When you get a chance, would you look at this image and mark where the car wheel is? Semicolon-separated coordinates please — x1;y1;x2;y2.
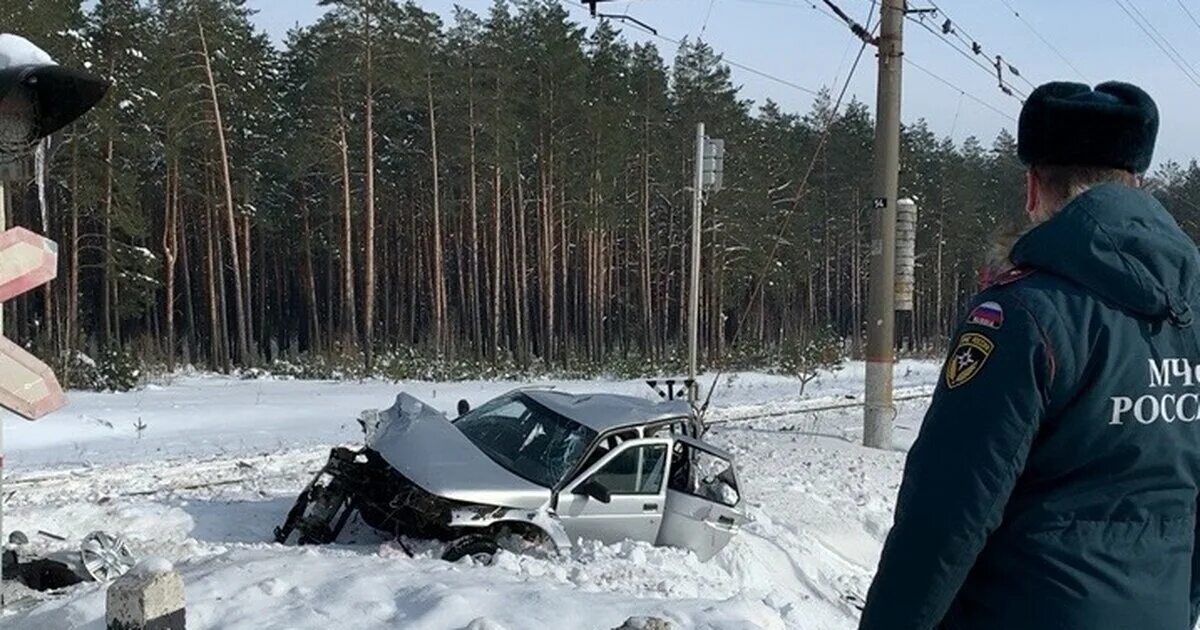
442;535;499;565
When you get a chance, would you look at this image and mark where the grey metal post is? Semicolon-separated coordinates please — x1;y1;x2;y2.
689;123;704;407
864;0;904;450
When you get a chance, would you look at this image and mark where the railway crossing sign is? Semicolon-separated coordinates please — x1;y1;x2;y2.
0;335;63;418
0;226;62;420
0;227;57;302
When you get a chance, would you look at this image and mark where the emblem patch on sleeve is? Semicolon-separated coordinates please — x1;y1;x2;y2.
945;332;994;389
967;301;1004;329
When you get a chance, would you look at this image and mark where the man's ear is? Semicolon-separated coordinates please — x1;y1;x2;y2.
1025;169;1040;220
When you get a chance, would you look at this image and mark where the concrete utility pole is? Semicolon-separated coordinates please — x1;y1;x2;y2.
863;0;905;450
688;122;705;406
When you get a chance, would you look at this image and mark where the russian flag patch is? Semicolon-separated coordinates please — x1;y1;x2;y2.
968;301;1004;329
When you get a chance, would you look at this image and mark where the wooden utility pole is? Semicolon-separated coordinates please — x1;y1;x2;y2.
863;0;904;450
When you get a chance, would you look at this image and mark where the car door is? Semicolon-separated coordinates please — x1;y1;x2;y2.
657;438;746;561
556;438;672;546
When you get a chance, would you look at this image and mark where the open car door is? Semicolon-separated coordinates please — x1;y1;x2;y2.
556;437;672;546
657;436;746;561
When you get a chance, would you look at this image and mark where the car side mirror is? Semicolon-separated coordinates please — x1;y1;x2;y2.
575;479;611;504
456;399;470;416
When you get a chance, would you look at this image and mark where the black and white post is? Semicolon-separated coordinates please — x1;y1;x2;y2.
863;0;905;450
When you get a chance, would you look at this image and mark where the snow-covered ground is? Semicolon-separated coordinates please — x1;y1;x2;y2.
1;361;941;629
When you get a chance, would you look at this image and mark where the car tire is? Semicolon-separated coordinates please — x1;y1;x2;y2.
442;534;500;565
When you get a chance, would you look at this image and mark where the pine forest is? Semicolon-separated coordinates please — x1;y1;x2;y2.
7;0;1200;386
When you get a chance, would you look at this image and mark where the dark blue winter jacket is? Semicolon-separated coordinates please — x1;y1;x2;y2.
859;183;1200;630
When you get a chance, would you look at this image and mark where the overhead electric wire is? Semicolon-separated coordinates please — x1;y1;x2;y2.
699;0;718;38
1112;0;1200;89
728;0;863;33
996;0;1089;82
906;14;1028;101
926;0;984;56
917;0;1035;93
828;0;878;88
571;3;824;97
904;57;1017;122
1177;0;1200;35
700;1;878;414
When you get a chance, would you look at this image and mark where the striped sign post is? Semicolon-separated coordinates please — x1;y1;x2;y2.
0;219;65;612
0;226;64;418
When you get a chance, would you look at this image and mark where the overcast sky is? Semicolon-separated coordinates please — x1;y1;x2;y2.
246;0;1200;169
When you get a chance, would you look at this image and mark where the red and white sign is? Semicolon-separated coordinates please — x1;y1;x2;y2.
0;227;63;419
0;227;57;302
0;336;64;418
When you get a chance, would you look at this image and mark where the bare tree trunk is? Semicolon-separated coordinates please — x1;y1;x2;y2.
467;68;482;357
362;12;377;368
204;192;220;370
427;74;446;355
67;138;80;353
513;174;527;362
301;196;321;354
335;80;357;345
215;202;231;374
180;200;196;362
163;158;179;372
492;165;502;358
936;194;945;339
197;19;247;364
103;134;114;343
241;213;253;361
640;141;653;357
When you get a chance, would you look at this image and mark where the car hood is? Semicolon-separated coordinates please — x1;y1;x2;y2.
366;393;551;510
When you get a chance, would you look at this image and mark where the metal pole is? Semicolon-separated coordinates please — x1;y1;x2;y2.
689;123;704;407
863;0;904;449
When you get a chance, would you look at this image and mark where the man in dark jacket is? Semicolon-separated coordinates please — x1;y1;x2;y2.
859;82;1200;630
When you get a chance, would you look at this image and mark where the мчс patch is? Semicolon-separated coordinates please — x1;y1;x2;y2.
945;332;994;389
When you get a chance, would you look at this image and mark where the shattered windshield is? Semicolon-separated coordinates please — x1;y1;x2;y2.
453;393;597;488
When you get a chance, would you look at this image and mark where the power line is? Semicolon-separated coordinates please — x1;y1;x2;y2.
915;1;1035;94
995;0;1089;82
701;29;876;414
699;0;718;38
727;0;853;32
1129;1;1200;86
571;3;824;96
904;57;1017;122
1177;0;1200;35
906;14;1028;101
819;0;876;43
1124;0;1200;81
1111;0;1200;90
829;0;879;88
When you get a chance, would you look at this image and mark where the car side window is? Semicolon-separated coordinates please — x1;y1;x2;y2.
668;443;740;507
585;444;667;495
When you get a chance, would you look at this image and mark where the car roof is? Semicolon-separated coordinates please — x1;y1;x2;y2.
520;389;692;432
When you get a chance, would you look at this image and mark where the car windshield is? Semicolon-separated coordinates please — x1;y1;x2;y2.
453;393;597;488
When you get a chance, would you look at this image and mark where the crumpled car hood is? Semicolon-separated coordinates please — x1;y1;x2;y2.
366;393;551;510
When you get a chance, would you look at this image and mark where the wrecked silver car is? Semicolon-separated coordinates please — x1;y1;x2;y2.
275;389;746;562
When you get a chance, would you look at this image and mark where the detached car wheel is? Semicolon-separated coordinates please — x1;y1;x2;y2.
442;535;499;565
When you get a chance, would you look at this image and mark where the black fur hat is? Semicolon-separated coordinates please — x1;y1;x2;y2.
1018;81;1159;174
